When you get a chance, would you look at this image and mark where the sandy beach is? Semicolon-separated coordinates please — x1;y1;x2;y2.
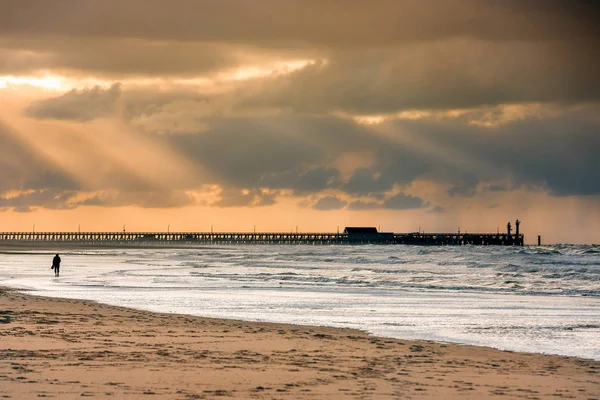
1;287;598;399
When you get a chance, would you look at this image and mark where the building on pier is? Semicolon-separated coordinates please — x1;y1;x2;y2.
344;227;394;243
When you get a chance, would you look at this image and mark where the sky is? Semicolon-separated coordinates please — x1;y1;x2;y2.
1;1;599;244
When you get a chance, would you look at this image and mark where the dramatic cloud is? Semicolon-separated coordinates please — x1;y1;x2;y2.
347;193;430;210
2;2;598;113
0;189;78;213
390;110;600;196
25;83;122;121
312;196;346;211
213;188;277;208
344;167;395;196
237;42;600;114
0;188;196;213
1;0;599;242
167;115;369;191
0;38;256;78
1;1;597;45
383;193;429;210
6;91;600;214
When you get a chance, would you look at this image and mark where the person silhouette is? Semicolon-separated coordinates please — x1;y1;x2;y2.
52;254;61;277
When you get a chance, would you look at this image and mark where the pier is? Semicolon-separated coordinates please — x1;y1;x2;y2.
0;227;524;246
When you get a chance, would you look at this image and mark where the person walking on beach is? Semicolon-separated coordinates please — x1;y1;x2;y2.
52;254;61;277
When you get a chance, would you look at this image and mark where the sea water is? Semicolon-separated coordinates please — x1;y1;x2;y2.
1;244;599;360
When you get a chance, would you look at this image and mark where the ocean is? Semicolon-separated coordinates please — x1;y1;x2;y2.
1;244;599;360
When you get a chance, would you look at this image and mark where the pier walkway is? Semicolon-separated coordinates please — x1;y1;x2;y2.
0;231;524;246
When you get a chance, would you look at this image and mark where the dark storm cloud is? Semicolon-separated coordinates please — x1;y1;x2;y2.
0;38;247;77
9;0;598;119
383;193;429;210
346;193;430;210
164;106;600;199
164;114;453;197
15;95;600;212
213;188;277;208
260;167;341;194
120;90;211;123
25;83;122;121
0;189;195;212
1;1;598;113
25;40;600;124
18;39;600;125
312;196;346;211
168;115;374;192
344;167;395;195
481;183;512;193
447;175;480;197
0;189;78;212
6;103;600;211
237;41;600;114
1;1;597;45
171;117;323;188
163;113;439;201
389;110;600;196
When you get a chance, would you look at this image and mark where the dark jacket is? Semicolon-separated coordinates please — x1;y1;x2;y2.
52;255;61;268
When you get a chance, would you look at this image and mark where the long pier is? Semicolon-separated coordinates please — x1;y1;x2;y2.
0;231;524;246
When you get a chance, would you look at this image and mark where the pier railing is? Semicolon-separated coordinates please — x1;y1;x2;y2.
0;232;524;245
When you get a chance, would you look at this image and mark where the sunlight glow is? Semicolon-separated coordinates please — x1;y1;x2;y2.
217;59;315;81
0;75;64;90
1;59;316;95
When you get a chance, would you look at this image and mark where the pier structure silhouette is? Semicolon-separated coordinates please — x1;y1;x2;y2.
0;224;524;246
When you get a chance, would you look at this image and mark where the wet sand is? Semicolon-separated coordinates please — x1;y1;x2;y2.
1;287;598;399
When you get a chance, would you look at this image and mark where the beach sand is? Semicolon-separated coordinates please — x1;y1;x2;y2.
1;287;598;399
